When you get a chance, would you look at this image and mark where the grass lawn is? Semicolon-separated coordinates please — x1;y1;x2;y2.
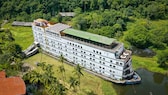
24;53;117;95
3;23;33;50
132;55;168;74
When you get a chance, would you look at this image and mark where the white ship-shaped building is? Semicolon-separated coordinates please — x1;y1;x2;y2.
32;19;141;84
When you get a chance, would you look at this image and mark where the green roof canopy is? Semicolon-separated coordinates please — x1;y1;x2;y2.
63;28;116;45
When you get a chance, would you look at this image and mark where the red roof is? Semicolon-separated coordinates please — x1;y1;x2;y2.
0;71;26;95
0;71;5;78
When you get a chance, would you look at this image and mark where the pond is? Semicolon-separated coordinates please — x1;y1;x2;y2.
113;68;168;95
131;46;156;57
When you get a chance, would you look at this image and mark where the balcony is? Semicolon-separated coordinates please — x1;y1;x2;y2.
124;64;131;71
123;71;134;78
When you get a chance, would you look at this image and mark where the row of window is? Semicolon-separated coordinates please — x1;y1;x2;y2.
68;42;83;49
42;38;124;66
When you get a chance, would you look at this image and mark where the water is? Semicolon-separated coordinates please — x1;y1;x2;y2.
113;68;168;95
131;46;155;57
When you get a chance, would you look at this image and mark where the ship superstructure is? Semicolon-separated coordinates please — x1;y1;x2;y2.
32;19;140;84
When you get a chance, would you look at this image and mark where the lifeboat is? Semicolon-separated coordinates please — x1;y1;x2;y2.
123;52;129;56
120;55;126;59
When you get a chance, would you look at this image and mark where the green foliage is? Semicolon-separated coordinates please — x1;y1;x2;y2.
69;76;79;92
125;19;168;49
0;29;23;64
125;22;151;48
23;62;66;95
157;50;168;67
0;0;167;21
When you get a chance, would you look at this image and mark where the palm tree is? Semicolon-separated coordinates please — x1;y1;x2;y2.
69;76;79;92
42;64;54;86
48;81;66;95
59;54;66;82
59;53;65;64
73;64;84;89
38;47;43;62
23;70;42;84
58;65;65;84
37;62;46;69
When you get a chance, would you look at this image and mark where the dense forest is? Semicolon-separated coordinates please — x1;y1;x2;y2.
0;0;168;21
0;0;168;49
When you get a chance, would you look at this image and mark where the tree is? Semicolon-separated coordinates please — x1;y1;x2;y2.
59;53;65;64
157;50;168;67
23;62;67;95
58;54;66;82
69;76;79;92
125;23;151;49
48;80;66;95
58;65;65;84
73;64;83;89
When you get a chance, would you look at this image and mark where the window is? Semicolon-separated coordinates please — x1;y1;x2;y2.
110;65;112;67
103;67;105;69
103;58;105;60
113;65;116;68
99;66;101;68
110;60;113;63
99;52;101;55
99;61;101;63
96;51;98;53
100;57;102;59
103;62;105;64
93;50;95;52
116;62;119;65
120;63;122;65
110;70;112;72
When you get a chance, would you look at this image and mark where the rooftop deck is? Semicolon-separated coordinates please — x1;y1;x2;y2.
46;23;71;33
62;36;122;54
63;28;116;45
